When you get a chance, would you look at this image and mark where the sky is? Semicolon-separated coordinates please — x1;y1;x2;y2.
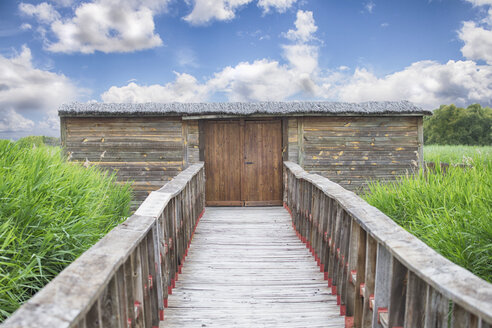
1;0;492;139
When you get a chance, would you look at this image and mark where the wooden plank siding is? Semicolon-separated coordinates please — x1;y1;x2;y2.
63;117;186;205
185;120;200;164
62;114;423;206
287;118;299;163
287;116;421;192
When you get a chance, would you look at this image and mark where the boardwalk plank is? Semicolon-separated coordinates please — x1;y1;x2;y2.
160;207;344;328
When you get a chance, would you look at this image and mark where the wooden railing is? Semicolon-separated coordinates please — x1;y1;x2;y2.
283;161;492;328
1;163;205;328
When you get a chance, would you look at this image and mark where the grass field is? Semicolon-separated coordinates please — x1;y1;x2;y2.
0;140;132;322
424;144;492;164
364;145;492;282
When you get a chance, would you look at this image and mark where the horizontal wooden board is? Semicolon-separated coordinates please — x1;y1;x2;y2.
66;136;183;143
66;116;182;124
66;141;183;149
68;150;184;162
296;116;420;192
64;117;186;207
303;116;418;126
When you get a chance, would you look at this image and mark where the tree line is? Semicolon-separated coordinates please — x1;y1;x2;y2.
424;104;492;145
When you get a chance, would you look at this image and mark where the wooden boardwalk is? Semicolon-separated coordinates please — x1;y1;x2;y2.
161;207;344;328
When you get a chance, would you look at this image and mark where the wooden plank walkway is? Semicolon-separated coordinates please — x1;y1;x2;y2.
161;207;344;328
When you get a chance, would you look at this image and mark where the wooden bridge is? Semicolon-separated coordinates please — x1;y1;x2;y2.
2;162;492;328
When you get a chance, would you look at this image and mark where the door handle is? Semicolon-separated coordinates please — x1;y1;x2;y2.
245;161;254;164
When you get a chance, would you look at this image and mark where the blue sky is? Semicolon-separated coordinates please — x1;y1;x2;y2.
1;0;492;138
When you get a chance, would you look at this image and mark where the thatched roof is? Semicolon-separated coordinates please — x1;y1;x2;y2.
58;101;431;117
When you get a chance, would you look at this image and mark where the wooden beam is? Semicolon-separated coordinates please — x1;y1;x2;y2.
417;116;424;169
297;117;304;168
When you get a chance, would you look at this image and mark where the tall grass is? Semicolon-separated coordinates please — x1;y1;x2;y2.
424;144;492;164
364;151;492;283
0;140;132;322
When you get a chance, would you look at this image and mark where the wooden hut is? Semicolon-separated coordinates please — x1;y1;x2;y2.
58;101;431;207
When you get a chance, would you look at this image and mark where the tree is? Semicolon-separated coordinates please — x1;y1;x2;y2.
424;104;492;145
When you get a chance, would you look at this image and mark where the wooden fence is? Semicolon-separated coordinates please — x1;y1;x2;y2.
1;163;205;328
424;161;470;173
283;161;492;328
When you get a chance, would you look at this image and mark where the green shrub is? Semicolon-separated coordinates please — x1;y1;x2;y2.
424;104;492;145
364;151;492;283
0;140;132;321
15;136;60;149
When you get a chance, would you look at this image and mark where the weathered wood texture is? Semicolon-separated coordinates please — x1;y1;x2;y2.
62;117;186;204
185;120;199;164
204;121;242;205
287;116;422;192
283;161;492;328
161;207;344;328
288;118;299;163
204;120;283;206
242;121;283;205
1;163;205;328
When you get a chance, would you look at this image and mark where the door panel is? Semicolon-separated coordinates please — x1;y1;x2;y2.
204;121;242;206
243;121;283;206
204;120;282;206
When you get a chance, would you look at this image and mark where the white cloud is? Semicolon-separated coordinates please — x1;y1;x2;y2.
284;10;317;42
103;9;321;102
176;48;199;68
282;44;318;74
101;7;492;110
184;0;252;25
19;0;167;54
101;73;209;102
333;60;492;109
19;2;60;23
49;0;74;6
365;1;375;13
20;23;32;30
466;0;492;6
459;4;492;64
184;0;297;25
208;60;299;101
258;0;297;13
0;109;35;132
0;46;79;133
459;21;492;64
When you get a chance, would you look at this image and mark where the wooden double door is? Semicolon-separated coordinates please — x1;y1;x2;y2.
204;120;283;206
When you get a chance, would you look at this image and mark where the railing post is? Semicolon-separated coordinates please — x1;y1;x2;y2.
372;244;391;328
425;287;449;327
362;234;377;327
388;257;407;327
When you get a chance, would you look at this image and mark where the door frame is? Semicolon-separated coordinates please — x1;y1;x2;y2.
199;117;286;206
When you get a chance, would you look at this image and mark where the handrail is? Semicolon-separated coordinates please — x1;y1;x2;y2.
283;161;492;327
1;162;205;328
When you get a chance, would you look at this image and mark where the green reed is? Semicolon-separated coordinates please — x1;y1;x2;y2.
0;140;132;321
424;144;492;164
364;148;492;283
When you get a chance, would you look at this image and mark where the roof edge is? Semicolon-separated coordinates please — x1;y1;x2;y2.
58;101;432;117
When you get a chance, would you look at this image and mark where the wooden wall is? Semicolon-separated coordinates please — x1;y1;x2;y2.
61;116;186;206
287;116;423;192
185;120;200;164
61;114;423;206
287;118;299;163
